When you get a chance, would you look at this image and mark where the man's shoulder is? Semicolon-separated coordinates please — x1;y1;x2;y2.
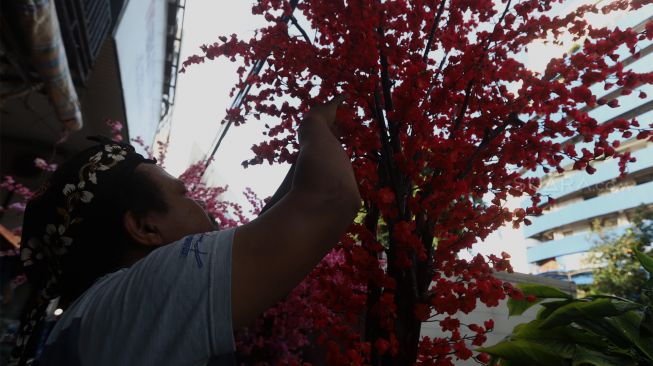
44;228;237;364
137;228;235;272
48;268;127;341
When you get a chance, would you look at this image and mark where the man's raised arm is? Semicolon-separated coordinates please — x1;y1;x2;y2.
231;96;361;329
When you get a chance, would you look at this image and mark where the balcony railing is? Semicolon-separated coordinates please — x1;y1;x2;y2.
526;226;627;263
536;144;653;201
524;180;653;238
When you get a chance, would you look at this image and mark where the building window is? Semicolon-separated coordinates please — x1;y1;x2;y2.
635;172;653;186
602;217;618;228
583;191;598;200
536;258;559;273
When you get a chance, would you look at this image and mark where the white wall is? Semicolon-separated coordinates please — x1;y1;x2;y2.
421;272;575;365
114;0;167;150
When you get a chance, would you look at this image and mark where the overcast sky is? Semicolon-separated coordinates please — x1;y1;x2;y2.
165;2;287;204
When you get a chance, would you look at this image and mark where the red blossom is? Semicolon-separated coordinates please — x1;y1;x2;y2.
453;341;473;360
484;319;494;330
526;295;538;302
476;352;491;363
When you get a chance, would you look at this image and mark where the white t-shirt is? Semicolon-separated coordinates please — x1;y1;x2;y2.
41;229;236;366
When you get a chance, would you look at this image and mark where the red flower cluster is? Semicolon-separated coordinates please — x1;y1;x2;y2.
179;0;653;364
178;0;653;363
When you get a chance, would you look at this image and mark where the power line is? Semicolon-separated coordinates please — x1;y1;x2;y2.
202;0;301;176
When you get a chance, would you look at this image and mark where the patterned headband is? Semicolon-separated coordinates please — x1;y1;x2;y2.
11;136;154;365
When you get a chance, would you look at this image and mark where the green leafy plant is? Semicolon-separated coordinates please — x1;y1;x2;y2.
478;249;653;366
584;206;653;301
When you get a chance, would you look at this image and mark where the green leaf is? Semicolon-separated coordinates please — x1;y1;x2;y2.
508;284;572;316
606;311;653;360
641;308;653;337
634;249;653;275
587;294;638;303
539;298;640;329
508;298;542;317
517;283;573;299
478;339;569;366
571;345;636;366
511;319;608;351
574;310;652;360
575;317;632;350
538;299;574;320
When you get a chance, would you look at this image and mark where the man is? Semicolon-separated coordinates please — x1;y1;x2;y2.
11;96;360;365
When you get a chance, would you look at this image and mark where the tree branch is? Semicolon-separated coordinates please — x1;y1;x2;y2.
435;50;449;78
377;26;395;113
203;0;303;173
445;0;513;137
452;78;475;133
290;15;312;44
363;204;384;366
422;0;448;61
482;0;513;55
372;90;400;191
416;203;436;298
455;113;521;180
419;50;449;116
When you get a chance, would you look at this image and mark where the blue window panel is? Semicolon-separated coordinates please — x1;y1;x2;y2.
527;234;594;263
537;144;653;200
537;271;593;285
571;272;594;285
526;226;628;263
524;180;653;238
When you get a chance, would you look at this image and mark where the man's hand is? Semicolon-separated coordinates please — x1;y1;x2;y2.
298;95;347;143
260;95;348;215
231;94;360;330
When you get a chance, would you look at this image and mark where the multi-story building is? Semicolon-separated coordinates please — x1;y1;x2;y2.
524;13;653;285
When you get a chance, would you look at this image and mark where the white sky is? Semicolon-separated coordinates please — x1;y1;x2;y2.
165;0;632;274
166;2;288;204
524;0;630;74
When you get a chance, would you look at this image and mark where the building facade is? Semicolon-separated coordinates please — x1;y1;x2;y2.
524;12;653;285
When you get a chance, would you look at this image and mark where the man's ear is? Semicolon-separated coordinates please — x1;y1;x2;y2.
123;211;163;246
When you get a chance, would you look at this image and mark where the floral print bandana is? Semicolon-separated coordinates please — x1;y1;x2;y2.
10;136;154;365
